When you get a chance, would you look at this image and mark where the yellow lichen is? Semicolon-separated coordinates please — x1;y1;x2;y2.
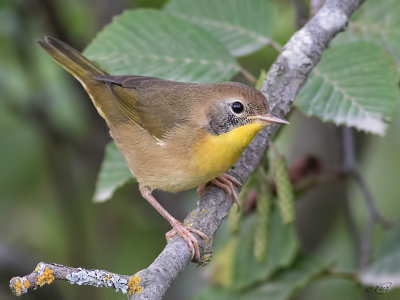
11;276;30;296
128;274;144;295
201;208;206;213
12;278;23;296
104;273;112;281
203;253;212;263
36;266;54;287
23;278;30;289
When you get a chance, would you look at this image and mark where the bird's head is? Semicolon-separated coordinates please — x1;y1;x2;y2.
204;82;288;135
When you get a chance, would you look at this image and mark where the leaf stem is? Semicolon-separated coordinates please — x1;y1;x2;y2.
322;269;360;283
239;67;257;85
268;39;283;52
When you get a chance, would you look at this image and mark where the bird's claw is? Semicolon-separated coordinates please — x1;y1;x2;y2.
211;174;241;208
197;173;241;209
166;220;209;261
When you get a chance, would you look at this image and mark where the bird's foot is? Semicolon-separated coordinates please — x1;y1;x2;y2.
166;220;209;261
197;173;241;207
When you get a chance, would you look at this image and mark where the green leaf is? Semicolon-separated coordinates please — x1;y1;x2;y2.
84;9;239;83
338;0;400;69
296;41;400;135
209;205;298;290
165;0;277;57
232;208;298;289
93;142;132;202
197;255;328;300
360;221;400;288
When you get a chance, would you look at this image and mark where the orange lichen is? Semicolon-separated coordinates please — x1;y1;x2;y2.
36;266;54;287
104;273;112;281
11;278;23;296
23;278;30;289
127;274;143;295
11;277;30;296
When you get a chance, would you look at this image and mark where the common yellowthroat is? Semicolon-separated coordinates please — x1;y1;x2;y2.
38;36;288;260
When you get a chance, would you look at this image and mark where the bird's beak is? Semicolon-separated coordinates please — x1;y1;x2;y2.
251;112;289;124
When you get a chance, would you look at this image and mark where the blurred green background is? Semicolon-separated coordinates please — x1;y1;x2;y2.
1;0;400;299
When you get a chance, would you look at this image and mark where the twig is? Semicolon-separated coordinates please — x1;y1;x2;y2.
342;191;362;262
9;262;141;296
342;127;392;228
268;39;283;52
239;67;257;85
342;126;392;269
323;269;360;283
10;0;363;298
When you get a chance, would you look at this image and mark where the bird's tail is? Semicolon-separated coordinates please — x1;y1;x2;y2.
37;36;107;82
37;36;119;120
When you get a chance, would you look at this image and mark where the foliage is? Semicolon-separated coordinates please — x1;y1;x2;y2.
197;254;329;300
296;0;400;135
165;0;277;57
210;207;298;291
361;221;400;287
94;142;133;202
84;9;239;83
296;41;399;135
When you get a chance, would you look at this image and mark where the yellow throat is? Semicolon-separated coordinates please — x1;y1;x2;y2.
194;121;266;176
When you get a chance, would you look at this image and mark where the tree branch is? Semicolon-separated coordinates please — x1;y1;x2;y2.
10;0;362;298
342;127;393;269
9;262;141;296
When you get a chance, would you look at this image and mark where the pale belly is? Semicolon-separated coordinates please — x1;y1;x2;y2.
111;121;265;193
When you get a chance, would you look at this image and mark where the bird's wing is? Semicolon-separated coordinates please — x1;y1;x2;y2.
94;75;193;140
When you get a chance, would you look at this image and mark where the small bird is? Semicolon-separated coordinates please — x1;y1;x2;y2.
38;36;288;260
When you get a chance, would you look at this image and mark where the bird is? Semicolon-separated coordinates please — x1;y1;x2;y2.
38;36;288;261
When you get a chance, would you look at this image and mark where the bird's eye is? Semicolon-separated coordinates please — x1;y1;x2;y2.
231;101;244;114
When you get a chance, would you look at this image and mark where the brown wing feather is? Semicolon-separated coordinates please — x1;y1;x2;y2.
94;75;199;140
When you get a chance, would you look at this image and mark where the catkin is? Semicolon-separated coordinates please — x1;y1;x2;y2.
273;154;295;224
254;179;272;263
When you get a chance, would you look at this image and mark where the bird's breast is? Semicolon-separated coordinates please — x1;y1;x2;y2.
193;122;266;178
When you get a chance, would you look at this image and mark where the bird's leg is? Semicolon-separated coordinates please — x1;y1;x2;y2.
196;184;207;196
139;185;208;261
197;173;241;206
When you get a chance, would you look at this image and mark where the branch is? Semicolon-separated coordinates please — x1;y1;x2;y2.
342;127;393;269
10;262;141;296
10;0;362;298
342;127;392;229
